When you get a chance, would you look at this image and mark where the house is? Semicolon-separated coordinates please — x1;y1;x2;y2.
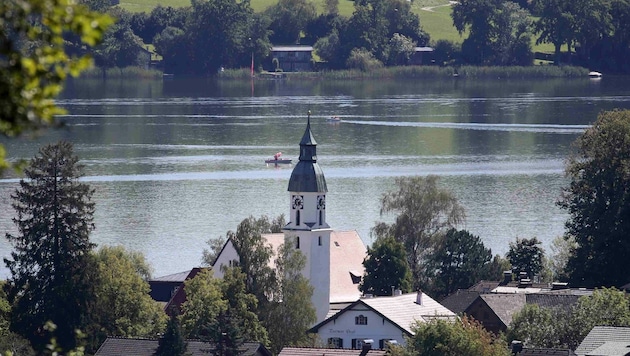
270;46;313;72
94;337;272;356
308;291;456;348
212;112;366;323
574;326;630;356
409;46;434;65
148;267;207;314
278;347;387;355
464;293;583;334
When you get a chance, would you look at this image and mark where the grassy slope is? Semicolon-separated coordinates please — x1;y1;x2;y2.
119;0;554;53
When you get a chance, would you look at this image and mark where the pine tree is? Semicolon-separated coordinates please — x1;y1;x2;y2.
4;141;97;352
155;313;187;356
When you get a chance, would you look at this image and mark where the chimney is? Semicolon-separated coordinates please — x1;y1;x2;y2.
416;290;423;305
511;340;523;354
501;271;512;286
360;339;373;356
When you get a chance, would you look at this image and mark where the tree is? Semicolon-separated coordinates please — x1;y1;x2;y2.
227;215;284;311
155;313;187;356
360;236;412;297
506;237;545;280
264;243;316;355
183;0;263;75
507;304;566;348
453;0;533;65
373;176;465;290
387;33;417;66
507;288;630;350
547;235;576;282
202;236;227;266
566;287;630;349
399;316;510;356
4;141;98;352
87;246;167;352
0;0;111;171
559;109;630;287
94;8;148;69
425;229;496;299
180;270;228;340
265;0;317;44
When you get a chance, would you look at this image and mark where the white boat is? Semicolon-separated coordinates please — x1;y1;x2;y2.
588;71;602;78
326;116;341;122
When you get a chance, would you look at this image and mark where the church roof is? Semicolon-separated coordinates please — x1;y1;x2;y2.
288;112;327;193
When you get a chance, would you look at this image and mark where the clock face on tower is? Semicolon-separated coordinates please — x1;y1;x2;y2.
292;195;304;210
317;195;326;210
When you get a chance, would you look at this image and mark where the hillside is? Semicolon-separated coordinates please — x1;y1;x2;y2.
118;0;553;52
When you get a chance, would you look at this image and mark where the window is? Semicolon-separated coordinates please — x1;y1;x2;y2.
296;210;300;226
319;210;323;225
355;314;368;325
318;236;322;246
328;337;343;348
296;236;300;249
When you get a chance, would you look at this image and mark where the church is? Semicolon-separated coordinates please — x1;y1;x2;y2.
212;112;367;322
209;113;455;349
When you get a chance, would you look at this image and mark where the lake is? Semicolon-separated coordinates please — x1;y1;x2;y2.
1;75;629;279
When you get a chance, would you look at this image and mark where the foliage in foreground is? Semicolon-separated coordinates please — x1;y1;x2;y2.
559;109;630;287
0;0;111;171
360;236;413;297
391;316;510;356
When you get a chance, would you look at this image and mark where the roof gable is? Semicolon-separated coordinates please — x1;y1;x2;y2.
310;292;456;335
575;326;630;356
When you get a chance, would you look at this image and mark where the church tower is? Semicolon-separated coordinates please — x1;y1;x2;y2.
284;111;332;322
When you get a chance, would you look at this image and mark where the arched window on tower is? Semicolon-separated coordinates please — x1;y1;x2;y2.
296;236;300;249
296;210;300;225
319;210;323;225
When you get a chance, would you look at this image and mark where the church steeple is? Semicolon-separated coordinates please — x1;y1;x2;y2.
283;111;332;323
288;111;328;193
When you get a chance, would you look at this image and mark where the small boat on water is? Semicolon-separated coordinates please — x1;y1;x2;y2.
327;116;342;122
588;71;602;78
265;152;292;165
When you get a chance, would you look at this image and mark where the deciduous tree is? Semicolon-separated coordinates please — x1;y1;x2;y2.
399;316;510;356
4;141;98;352
0;0;111;171
87;246;167;352
360;236;412;297
425;229;496;299
264;243;316;355
373;176;465;290
559;109;630;287
506;237;545;279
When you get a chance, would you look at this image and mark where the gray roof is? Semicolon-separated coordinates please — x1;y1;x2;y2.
587;342;630;356
525;294;580;311
575;326;630;356
149;270;192;282
95;337;271;356
310;292;456;335
440;290;480;314
272;46;314;52
279;347;387;355
520;348;576;355
477;294;527;327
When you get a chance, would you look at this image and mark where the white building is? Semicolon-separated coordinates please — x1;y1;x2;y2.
213;113;366;323
309;291;456;349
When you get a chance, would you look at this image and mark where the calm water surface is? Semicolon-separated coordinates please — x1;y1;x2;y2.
1;76;629;278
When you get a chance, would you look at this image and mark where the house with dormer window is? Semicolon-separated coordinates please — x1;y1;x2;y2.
308;291;456;349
